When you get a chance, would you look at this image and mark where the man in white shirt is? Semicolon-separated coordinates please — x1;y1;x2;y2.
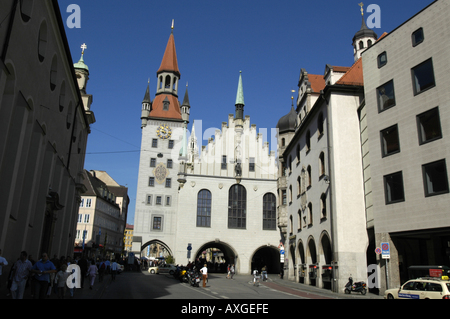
200;264;208;287
111;259;118;281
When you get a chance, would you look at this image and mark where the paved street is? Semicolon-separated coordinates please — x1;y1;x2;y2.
1;269;383;301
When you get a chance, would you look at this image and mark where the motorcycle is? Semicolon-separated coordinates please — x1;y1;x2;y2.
344;276;367;295
188;269;201;287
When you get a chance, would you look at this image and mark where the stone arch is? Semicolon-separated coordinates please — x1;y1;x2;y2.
250;245;280;274
141;239;173;258
194;241;238;273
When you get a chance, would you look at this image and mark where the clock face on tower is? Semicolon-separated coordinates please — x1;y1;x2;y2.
156;124;172;139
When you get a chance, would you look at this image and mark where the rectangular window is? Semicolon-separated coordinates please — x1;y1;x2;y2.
78;214;82;223
79;198;84;207
86;198;92;207
422;159;449;197
156;196;162;205
380;124;400;157
84;214;90;223
417;107;442;145
148;177;155;187
146;195;152;205
165;196;171;206
377;80;396;112
221;155;227;170
384;171;405;204
249;157;255;172
150;158;156;167
412;27;424;47
153;216;162;230
152;139;158;148
412;58;435;95
165;178;171;188
168;140;174;149
167;159;173;169
377;51;387;68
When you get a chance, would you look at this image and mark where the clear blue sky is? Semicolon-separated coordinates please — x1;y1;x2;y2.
59;0;434;224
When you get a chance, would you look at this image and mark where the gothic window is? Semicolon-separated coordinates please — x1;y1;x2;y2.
197;189;211;227
320;193;327;219
262;193;276;230
317;112;324;137
308;203;313;226
228;184;246;229
306;130;311;152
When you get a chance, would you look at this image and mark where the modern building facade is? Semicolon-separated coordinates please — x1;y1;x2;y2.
0;0;94;271
361;0;450;289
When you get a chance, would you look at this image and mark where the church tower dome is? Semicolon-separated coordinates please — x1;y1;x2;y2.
352;3;378;62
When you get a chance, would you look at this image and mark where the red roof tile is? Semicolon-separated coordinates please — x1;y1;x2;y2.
157;33;180;76
335;58;363;86
149;94;182;120
308;74;326;93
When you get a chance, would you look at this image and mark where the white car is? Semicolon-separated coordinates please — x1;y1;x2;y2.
148;266;159;274
384;277;450;299
158;264;177;275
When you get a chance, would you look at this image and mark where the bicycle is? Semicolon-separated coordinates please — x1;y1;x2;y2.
253;271;260;287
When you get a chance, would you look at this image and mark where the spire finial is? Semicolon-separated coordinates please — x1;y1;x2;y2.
81;43;87;55
171;19;174;31
358;2;364;16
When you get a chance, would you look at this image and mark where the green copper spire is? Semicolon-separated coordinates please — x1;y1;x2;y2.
74;43;89;72
235;71;244;106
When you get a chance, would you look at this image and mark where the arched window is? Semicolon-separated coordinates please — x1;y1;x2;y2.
308;202;313;226
306;130;311;152
263;193;276;230
197;189;211;227
296;144;301;163
317;112;324;136
228;184;246;229
320;193;327;219
319;152;325;176
359;41;364;50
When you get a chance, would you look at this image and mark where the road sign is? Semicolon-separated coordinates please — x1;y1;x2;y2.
375;247;382;255
381;242;390;259
187;243;192;251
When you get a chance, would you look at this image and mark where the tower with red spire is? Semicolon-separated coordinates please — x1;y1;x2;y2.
134;22;190;257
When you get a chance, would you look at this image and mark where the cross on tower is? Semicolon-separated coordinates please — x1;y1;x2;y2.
81;43;87;54
358;2;364;16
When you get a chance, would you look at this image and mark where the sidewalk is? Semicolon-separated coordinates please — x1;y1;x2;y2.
258;273;383;299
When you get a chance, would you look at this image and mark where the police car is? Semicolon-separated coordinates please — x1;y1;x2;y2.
384;277;450;299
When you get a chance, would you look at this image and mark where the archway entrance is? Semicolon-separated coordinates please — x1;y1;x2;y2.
194;241;237;273
141;239;173;259
251;246;280;274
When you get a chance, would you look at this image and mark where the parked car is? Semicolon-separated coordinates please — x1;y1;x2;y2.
148;266;159;274
117;264;124;273
158;264;177;275
384;277;450;299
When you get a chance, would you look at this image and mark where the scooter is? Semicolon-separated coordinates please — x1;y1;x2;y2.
344;276;367;295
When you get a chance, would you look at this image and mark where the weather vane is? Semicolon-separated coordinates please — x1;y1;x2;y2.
358;2;364;16
81;43;87;55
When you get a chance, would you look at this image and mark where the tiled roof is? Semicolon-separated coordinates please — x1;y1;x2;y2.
149;93;182;120
308;74;326;93
335;58;363;86
157;33;180;76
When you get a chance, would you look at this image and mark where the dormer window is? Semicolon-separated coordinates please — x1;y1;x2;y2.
163;97;170;111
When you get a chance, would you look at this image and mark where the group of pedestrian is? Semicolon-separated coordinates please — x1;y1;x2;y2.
1;248;123;299
226;264;235;279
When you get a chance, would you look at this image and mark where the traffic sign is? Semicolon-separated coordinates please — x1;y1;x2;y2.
375;247;382;255
381;242;390;259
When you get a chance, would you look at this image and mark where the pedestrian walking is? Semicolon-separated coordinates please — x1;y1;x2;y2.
10;251;32;299
111;259;118;281
88;260;98;290
55;263;70;299
200;264;208;287
230;264;235;279
31;252;56;299
0;249;8;289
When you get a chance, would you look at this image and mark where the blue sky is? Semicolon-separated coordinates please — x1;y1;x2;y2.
59;0;434;224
